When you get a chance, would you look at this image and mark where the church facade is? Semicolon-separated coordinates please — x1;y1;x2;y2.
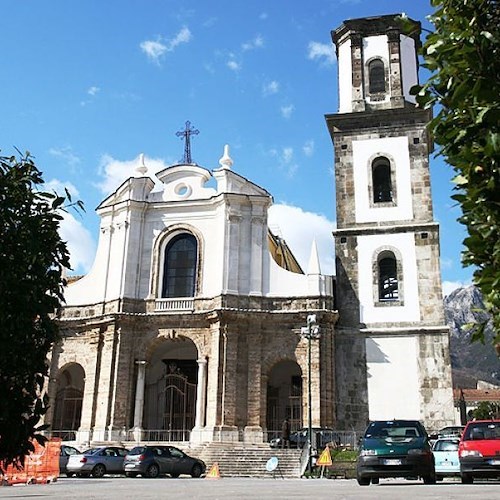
45;14;454;446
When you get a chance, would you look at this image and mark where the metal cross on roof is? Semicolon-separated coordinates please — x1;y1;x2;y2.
176;120;199;164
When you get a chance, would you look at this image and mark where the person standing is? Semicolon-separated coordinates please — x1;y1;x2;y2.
281;418;291;448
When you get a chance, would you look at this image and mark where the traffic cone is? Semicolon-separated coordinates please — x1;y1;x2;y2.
205;462;221;480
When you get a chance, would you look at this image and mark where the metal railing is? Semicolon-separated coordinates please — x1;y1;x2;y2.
154;298;194;312
127;429;191;442
41;430;77;441
265;429;360;450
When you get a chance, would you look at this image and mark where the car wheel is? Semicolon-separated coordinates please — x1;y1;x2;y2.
357;474;370;486
125;472;138;478
170;473;180;478
461;473;473;484
91;464;106;478
423;472;436;485
145;463;160;478
371;477;379;485
191;463;203;478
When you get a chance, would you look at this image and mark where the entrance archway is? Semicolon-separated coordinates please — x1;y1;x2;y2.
266;360;302;439
52;363;85;440
143;337;198;441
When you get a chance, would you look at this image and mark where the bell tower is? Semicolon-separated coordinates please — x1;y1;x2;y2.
326;14;454;430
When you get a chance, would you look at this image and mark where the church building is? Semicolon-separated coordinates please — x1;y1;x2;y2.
46;14;454;447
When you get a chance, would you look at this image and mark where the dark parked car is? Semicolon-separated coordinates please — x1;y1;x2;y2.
60;445;80;476
357;420;435;486
123;445;206;478
459;419;500;484
66;446;129;477
270;427;338;450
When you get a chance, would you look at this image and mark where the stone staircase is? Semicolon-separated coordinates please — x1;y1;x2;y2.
185;443;303;478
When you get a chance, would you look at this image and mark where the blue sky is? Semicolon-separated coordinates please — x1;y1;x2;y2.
1;0;472;295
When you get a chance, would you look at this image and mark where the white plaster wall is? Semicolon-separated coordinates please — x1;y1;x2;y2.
400;34;418;104
352;136;414;223
338;39;352;113
358;233;420;324
363;35;390;104
143;206;226;299
366;335;420;420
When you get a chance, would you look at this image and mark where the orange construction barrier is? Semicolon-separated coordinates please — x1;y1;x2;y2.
205;462;221;480
0;438;61;486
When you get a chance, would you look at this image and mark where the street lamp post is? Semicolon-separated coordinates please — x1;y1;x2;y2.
301;314;320;476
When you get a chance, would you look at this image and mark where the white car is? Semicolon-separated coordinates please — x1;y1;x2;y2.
66;446;129;478
432;438;460;480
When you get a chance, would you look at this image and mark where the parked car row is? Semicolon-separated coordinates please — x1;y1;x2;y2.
60;445;205;479
356;419;500;486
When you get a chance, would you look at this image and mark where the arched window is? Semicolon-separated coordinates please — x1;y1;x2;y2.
378;252;398;301
372;157;393;203
368;59;386;94
162;234;197;298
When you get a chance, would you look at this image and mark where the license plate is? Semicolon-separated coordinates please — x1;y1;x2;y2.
125;464;136;468
489;459;500;465
383;459;402;466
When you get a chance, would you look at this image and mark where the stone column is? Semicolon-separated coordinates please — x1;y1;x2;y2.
244;332;263;443
387;28;404;107
194;358;208;428
132;360;147;441
350;33;365;112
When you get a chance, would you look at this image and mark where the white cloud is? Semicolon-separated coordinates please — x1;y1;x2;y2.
49;147;81;167
282;147;293;164
269;146;298;177
227;59;241;71
95;153;169;195
303;140;314;157
87;86;100;96
307;41;335;65
263;80;280;96
281;104;294;119
442;280;471;298
141;27;192;65
268;203;335;275
43;179;80;198
60;211;96;275
242;34;264;51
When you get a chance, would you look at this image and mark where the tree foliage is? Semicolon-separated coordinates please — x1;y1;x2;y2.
0;151;80;471
471;401;500;419
411;0;500;353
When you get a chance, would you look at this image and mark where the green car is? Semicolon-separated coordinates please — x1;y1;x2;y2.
357;420;436;486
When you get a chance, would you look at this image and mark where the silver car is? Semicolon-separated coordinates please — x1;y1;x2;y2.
66;446;129;478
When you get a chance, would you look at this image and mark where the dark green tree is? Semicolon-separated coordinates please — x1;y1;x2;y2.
411;0;500;354
472;401;500;419
0;151;81;471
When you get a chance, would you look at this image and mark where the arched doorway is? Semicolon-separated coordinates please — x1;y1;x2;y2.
52;363;85;441
266;361;303;440
143;337;198;441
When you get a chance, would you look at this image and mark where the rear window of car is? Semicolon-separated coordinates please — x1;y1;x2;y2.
365;421;424;438
128;447;146;455
463;422;500;441
433;439;459;451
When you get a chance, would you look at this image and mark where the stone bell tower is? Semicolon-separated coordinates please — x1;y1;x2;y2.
326;14;454;430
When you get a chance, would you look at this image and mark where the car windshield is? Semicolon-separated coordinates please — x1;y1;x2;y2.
433;439;459;451
463;421;500;440
365;421;423;439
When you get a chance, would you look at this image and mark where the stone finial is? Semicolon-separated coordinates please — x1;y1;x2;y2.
136;153;148;176
219;144;233;170
307;239;321;275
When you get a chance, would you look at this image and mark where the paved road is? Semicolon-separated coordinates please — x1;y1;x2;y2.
0;477;499;499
